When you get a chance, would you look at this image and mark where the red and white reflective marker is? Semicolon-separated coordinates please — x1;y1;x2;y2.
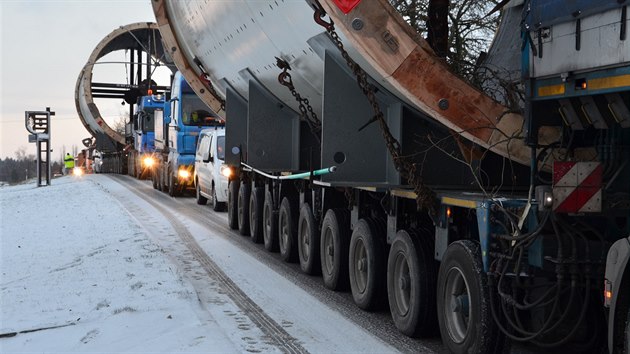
552;162;602;213
331;0;362;14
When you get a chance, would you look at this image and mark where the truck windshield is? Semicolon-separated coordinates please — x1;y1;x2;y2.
141;109;155;133
181;94;219;126
217;136;225;161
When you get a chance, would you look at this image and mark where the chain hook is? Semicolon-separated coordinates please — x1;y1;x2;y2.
312;1;334;31
275;57;294;88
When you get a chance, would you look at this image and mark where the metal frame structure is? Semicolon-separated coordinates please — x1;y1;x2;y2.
25;107;54;186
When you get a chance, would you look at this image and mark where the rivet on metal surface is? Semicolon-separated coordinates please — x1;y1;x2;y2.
351;18;364;31
171;46;177;52
438;98;449;110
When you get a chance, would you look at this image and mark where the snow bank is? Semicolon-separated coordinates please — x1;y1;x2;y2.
0;176;236;352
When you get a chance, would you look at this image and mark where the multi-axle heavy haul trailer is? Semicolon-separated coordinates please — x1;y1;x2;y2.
152;1;630;352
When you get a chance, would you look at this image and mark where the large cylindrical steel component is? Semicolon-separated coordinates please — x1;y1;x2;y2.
75;22;173;147
151;0;540;166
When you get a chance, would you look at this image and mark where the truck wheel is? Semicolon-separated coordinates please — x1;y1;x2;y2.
211;184;226;212
320;208;350;290
625;307;630;353
349;218;386;310
263;189;278;252
196;181;207;205
278;197;298;262
227;180;240;229
168;174;178;197
387;229;437;337
152;172;158;190
237;182;251;236
298;203;320;275
249;186;264;243
437;240;506;354
160;170;168;193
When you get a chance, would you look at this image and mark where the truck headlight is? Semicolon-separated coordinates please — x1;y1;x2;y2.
178;169;191;179
143;156;155;168
73;167;83;176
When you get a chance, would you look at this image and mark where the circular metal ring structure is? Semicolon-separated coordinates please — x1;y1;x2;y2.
75;22;174;148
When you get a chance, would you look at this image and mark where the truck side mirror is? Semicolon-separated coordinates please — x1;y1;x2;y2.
202;151;211;163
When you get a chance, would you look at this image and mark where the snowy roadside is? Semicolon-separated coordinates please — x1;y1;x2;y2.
0;175;240;353
1;174;401;354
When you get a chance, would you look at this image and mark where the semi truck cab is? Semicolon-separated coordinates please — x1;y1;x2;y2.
129;94;164;179
154;71;219;196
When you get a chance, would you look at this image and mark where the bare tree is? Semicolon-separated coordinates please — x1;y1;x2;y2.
389;0;501;80
113;112;129;135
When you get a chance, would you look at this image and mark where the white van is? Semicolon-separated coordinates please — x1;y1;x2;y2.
194;127;229;211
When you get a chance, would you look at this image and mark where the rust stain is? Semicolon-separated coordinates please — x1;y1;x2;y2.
391;47;508;142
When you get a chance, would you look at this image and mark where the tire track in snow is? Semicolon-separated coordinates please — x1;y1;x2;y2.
109;175;308;354
111;175;441;354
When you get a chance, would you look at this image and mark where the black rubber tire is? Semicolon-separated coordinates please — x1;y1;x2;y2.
278;197;298;263
262;189;278;252
211;184;226;212
196;181;208;205
152;171;158;190
168;173;179;197
349;218;386;311
387;229;437;337
249;186;264;243
237;182;251;236
625;307;630;354
437;240;507;354
160;169;168;193
298;203;321;275
227;180;240;230
320;208;350;291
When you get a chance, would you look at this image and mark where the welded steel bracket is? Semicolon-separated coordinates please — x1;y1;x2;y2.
247;80;300;172
225;87;248;166
320;51;400;186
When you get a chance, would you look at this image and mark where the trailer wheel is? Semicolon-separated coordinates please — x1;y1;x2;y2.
298;203;320;275
211;184;226;212
320;208;350;290
437;240;506;354
249;186;264;243
262;189;278;252
196;181;207;205
387;229;437;337
349;218;386;310
227;180;240;229
278;197;298;262
237;182;251;236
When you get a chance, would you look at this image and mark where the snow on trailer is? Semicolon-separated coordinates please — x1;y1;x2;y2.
151;1;630;353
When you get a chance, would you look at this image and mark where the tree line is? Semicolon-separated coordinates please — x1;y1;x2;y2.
0;146;67;184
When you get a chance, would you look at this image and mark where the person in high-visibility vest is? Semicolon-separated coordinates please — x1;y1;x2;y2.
64;153;75;175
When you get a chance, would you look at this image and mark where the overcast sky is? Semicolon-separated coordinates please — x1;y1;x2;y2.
0;0;158;160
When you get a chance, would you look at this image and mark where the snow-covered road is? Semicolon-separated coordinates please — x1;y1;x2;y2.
1;174;432;353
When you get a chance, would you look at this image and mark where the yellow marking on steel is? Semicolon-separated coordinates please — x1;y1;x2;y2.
538;84;565;97
391;189;417;199
589;74;630;91
441;197;477;209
